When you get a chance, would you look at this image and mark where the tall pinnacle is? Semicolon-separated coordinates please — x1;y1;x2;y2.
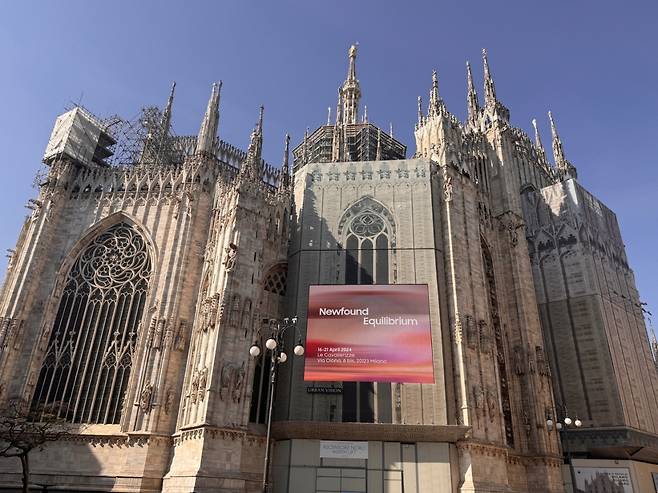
240;106;264;181
279;133;290;191
482;49;497;105
466;62;480;126
417;96;423;124
428;70;443;117
197;81;222;155
161;81;176;135
532;118;547;160
548;111;578;179
340;44;361;125
548;111;566;165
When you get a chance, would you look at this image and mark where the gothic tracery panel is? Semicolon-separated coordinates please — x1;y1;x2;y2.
31;222;151;424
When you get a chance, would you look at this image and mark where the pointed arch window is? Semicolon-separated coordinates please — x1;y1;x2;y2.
340;197;395;424
31;222;152;424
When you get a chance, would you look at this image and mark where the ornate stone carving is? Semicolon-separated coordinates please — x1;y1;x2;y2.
140;384;153;413
453;318;463;344
536;346;550;376
190;369;199;404
478;320;490;352
174;319;187;351
473;385;485;412
514;346;525;375
486;388;497;422
164;387;174;415
219;361;246;403
465;315;478;348
443;174;453;202
223;243;238;271
198;367;208;402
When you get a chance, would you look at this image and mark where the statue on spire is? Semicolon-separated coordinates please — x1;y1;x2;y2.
482;49;497;105
532;118;547;161
340;43;361;125
480;49;509;122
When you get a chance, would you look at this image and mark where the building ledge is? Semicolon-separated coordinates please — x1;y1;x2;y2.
272;421;470;443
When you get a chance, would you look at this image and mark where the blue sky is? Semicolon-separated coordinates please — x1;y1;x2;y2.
1;1;657;328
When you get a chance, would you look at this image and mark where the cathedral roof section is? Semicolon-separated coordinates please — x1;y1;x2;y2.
43;103;280;188
291;123;406;171
291;44;406;170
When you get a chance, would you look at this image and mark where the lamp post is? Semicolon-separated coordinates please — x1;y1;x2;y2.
249;317;304;493
547;410;582;493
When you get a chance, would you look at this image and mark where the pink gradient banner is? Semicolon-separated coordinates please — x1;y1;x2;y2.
303;285;434;383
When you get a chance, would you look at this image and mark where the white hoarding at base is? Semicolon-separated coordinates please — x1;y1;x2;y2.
319;440;368;460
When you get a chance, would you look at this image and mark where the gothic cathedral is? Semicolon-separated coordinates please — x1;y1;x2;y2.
1;46;657;493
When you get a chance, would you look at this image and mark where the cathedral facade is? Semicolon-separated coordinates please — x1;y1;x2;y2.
0;46;656;493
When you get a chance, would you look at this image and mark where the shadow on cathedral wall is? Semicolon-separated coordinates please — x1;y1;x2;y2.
275;169;390;425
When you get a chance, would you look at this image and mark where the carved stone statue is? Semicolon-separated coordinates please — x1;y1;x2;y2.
223;242;238;271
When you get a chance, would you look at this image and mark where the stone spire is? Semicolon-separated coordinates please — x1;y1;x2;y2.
548;111;577;179
327;107;332;125
161;81;176;135
340;44;361;125
466;62;480;127
417;96;423;124
196;81;222;155
482;49;497;105
481;49;509;122
532;118;547;161
428;70;443;117
548;111;565;164
239;106;264;182
278;133;290;191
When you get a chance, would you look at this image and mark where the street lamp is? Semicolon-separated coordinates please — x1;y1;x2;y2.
547;409;582;492
249;317;304;493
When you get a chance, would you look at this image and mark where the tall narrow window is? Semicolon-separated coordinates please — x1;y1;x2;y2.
340;197;394;423
32;222;151;424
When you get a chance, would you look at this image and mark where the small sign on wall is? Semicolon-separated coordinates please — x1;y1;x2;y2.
320;440;368;460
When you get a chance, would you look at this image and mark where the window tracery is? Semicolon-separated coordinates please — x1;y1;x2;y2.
31;222;151;424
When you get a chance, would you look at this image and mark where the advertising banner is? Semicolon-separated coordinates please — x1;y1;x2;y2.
574;467;633;493
304;284;434;383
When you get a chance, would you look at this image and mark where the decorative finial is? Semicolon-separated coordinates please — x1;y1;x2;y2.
532;118;546;160
428;70;443;117
196;81;222;155
160;81;176;134
327;106;332;125
466;61;480;127
482;48;497;104
389;122;393;138
417;96;423;123
363;105;368;123
279;133;291;190
341;43;361;125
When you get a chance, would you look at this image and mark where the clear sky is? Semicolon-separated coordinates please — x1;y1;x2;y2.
1;1;657;329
